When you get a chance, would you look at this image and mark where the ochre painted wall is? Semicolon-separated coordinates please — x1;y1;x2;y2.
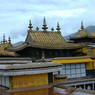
81;47;95;57
52;58;94;71
10;73;48;89
52;59;92;64
90;48;95;56
79;48;88;56
85;62;94;70
80;47;95;70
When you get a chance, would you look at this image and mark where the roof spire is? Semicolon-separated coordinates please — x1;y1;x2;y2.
8;36;11;44
51;27;54;32
42;17;48;31
28;20;33;30
56;22;61;32
81;21;84;30
36;26;39;31
3;34;6;43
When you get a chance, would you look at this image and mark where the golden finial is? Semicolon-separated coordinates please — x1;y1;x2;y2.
8;36;11;44
28;20;33;30
81;21;84;29
3;34;6;43
56;22;61;32
36;26;39;31
42;17;48;31
51;27;54;31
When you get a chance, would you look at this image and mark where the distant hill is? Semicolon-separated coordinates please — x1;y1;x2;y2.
86;26;95;33
13;41;24;46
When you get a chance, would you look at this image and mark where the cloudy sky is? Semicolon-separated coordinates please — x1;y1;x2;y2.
0;0;95;43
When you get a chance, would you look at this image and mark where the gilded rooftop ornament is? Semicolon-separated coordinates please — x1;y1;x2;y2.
42;17;48;31
36;26;39;31
51;27;54;31
8;36;11;44
81;21;84;30
28;20;33;30
3;34;6;43
56;22;61;32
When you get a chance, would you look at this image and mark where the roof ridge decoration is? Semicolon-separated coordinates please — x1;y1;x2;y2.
28;20;33;30
8;31;83;51
56;22;61;32
3;34;7;43
51;27;54;32
8;36;11;44
42;17;48;31
36;26;39;31
80;21;84;30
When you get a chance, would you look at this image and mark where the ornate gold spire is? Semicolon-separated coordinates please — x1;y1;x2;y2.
56;22;61;32
28;20;33;30
3;34;6;43
42;17;48;31
51;27;54;31
81;21;84;30
36;26;39;31
8;36;11;44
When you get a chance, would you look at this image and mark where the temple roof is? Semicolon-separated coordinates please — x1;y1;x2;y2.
0;43;17;56
70;29;92;39
70;22;95;40
8;30;83;51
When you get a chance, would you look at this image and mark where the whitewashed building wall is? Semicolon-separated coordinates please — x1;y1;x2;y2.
60;63;86;78
0;76;10;87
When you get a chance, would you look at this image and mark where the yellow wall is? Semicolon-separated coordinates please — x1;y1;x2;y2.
81;47;95;57
52;58;94;71
85;62;93;70
10;73;48;89
52;59;92;64
80;47;92;56
90;48;95;56
80;48;88;56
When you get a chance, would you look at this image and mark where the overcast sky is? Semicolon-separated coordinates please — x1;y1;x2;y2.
0;0;95;43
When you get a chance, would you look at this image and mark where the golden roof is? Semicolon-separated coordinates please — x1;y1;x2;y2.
70;21;95;39
70;29;93;39
8;30;83;51
0;43;17;56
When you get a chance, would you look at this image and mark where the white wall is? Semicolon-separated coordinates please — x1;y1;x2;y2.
0;76;10;87
60;63;86;78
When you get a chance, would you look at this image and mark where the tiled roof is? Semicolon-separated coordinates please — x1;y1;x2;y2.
71;29;91;39
8;30;83;51
70;29;95;40
0;43;17;56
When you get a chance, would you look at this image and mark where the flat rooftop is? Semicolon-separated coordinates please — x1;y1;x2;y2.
0;85;94;95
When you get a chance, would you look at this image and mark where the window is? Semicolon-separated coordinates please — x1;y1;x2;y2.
60;63;86;78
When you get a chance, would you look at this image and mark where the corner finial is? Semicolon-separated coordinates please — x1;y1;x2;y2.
3;34;6;43
42;17;48;31
56;22;61;32
8;36;11;44
28;20;33;30
36;26;39;31
51;27;54;31
81;21;84;29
